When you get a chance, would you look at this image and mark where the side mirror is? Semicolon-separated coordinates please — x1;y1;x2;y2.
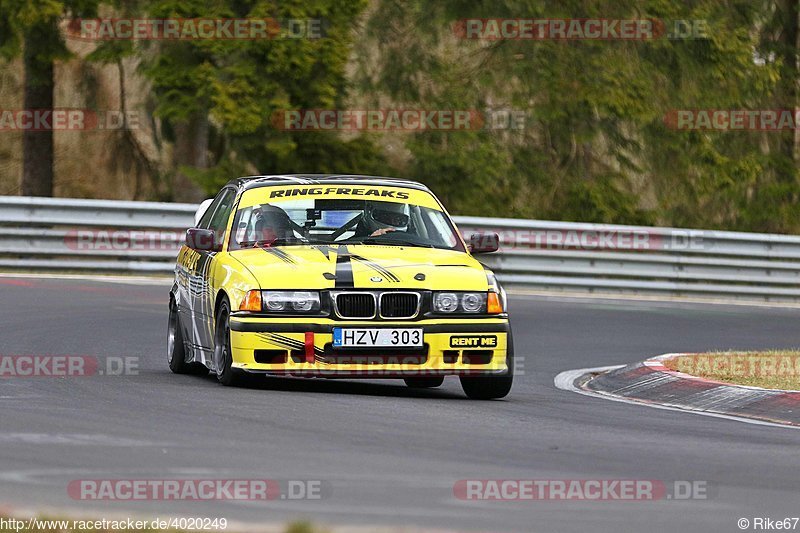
186;228;218;252
194;198;215;226
469;232;500;254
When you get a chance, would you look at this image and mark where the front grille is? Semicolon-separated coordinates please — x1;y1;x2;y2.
380;292;420;318
335;293;376;318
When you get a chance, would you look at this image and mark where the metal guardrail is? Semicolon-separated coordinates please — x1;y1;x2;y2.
1;196;799;302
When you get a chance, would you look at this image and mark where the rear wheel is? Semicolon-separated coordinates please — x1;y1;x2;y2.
459;332;514;400
404;376;445;389
168;301;207;375
213;299;247;386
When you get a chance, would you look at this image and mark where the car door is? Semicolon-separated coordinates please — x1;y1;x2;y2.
192;187;237;356
176;197;218;352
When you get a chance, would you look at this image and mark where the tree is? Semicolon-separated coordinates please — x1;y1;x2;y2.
354;0;798;232
0;0;98;196
84;0;159;200
742;0;800;232
140;0;383;200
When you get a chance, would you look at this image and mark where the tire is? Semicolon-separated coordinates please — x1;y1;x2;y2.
213;299;247;386
404;376;445;388
168;301;190;374
168;300;208;376
459;331;514;400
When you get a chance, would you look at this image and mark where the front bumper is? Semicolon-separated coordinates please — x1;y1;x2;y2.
229;317;510;377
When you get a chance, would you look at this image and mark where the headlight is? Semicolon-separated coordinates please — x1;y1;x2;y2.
461;293;484;312
432;292;487;313
433;293;459;313
262;290;321;313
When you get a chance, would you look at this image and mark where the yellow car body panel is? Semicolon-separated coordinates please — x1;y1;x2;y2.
170;176;511;382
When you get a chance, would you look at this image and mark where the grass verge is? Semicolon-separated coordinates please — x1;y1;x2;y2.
662;350;800;390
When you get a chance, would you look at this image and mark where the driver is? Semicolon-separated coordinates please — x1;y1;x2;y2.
253;204;295;241
354;201;408;237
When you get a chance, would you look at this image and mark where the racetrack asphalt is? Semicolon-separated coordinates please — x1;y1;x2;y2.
0;275;798;532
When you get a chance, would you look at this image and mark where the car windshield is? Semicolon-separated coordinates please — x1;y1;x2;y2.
229;196;463;251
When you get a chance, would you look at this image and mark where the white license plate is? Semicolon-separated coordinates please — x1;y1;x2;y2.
332;328;423;348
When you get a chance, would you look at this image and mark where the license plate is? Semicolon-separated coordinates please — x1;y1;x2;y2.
332;328;423;348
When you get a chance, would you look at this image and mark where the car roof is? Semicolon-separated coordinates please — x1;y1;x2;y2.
226;174;432;193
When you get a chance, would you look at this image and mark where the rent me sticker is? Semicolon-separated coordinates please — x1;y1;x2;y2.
450;335;498;348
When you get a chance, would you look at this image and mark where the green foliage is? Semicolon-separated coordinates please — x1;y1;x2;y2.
2;0;798;232
0;0;98;60
137;0;374;193
285;520;320;533
355;0;799;231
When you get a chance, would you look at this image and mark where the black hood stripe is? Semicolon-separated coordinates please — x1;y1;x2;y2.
257;244;401;286
260;247;297;265
314;244;336;260
334;245;355;288
350;255;400;282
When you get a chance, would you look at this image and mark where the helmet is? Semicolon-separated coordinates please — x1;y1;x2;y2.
254;204;294;241
361;201;409;234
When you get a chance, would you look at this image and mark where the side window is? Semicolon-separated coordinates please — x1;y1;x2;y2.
232;206;255;246
422;209;459;248
198;188;236;250
207;189;237;247
198;190;229;229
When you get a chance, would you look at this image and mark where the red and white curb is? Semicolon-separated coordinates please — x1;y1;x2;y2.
554;353;800;429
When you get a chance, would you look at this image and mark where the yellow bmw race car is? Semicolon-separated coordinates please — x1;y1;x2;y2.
168;175;513;399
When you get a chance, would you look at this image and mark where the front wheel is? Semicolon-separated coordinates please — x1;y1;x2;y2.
459;333;514;400
213;299;247;386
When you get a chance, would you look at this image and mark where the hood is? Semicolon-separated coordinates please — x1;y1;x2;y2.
230;244;489;291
